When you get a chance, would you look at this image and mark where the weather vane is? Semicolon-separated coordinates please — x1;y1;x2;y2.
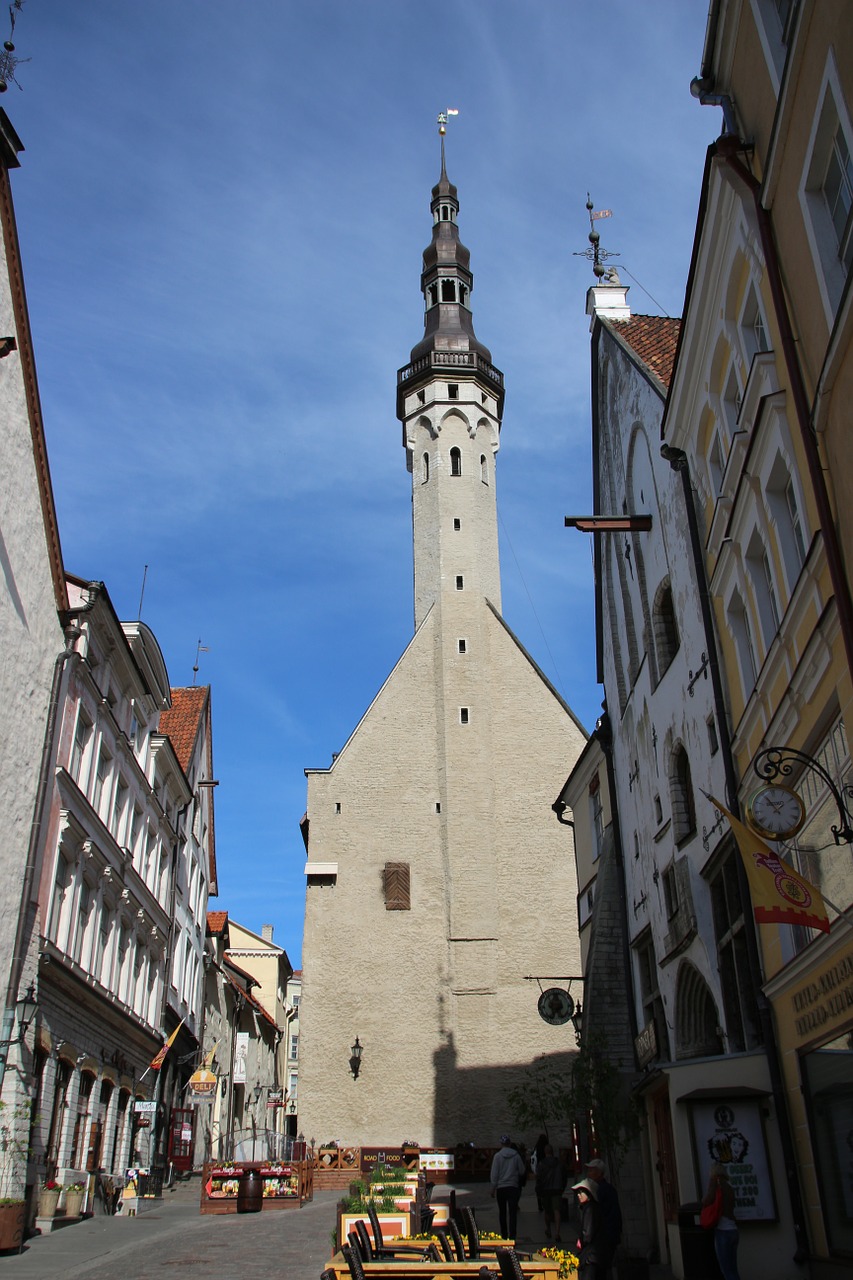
437;107;459;167
573;194;621;282
0;2;28;94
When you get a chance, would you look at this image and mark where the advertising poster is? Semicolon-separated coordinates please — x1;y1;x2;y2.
691;1098;776;1221
233;1032;249;1084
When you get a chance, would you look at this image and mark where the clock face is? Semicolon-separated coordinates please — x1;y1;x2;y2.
537;988;574;1026
747;784;806;839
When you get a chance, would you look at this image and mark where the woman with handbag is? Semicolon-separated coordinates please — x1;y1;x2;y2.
701;1163;740;1280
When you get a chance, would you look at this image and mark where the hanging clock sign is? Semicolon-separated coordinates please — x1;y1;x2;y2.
537;988;574;1026
746;784;806;840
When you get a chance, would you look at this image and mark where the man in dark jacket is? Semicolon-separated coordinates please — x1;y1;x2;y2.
584;1158;622;1266
490;1134;526;1239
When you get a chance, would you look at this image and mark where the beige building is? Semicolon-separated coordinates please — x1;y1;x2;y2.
659;3;853;1274
299;153;586;1149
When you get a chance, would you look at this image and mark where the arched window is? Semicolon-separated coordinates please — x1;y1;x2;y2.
670;744;696;844
450;447;462;477
675;963;722;1059
653;580;679;676
480;454;488;484
441;279;456;302
427;283;438;308
422;452;429;484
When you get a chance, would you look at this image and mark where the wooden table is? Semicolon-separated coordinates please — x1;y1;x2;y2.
327;1256;560;1280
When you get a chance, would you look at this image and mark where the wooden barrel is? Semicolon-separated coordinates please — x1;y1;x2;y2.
236;1168;263;1213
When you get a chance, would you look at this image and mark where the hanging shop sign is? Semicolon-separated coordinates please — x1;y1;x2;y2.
233;1032;249;1084
134;1100;157;1113
689;1097;776;1221
537;988;574;1026
187;1068;218;1106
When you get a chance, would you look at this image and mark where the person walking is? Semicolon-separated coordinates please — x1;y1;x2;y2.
584;1158;622;1266
571;1176;608;1280
535;1143;566;1242
702;1162;740;1280
490;1134;526;1240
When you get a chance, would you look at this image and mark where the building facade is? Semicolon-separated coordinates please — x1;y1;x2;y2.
30;577;189;1200
299;151;587;1149
157;685;218;1173
664;4;853;1274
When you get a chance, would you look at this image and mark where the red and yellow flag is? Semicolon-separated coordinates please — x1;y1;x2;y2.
710;797;830;933
148;1019;184;1071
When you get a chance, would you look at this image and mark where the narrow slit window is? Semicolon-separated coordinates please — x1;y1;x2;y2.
456;575;464;590
450;447;462;475
480;454;488;484
458;639;467;654
453;518;461;531
422;452;429;483
448;384;459;400
460;708;469;725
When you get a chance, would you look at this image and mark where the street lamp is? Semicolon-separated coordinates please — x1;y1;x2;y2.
0;985;38;1068
570;1002;583;1046
253;1084;263;1106
349;1037;363;1080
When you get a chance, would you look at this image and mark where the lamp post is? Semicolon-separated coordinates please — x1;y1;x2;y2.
0;984;38;1068
349;1037;363;1080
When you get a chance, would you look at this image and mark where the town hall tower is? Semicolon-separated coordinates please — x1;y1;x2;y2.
299;149;585;1147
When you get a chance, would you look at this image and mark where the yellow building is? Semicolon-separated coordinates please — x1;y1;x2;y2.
662;3;853;1272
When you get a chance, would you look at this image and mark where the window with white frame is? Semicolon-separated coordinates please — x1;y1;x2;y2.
50;853;73;946
70;710;93;785
708;429;726;496
726;587;758;697
801;58;853;318
766;451;807;589
741;284;770;361
721;364;741;440
92;744;111;816
746;530;780;649
111;775;128;842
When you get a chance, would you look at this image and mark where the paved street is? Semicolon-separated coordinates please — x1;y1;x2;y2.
0;1180;677;1280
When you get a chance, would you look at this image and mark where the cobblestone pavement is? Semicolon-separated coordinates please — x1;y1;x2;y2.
0;1181;677;1280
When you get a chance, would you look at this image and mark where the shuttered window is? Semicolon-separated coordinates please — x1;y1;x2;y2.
383;862;411;910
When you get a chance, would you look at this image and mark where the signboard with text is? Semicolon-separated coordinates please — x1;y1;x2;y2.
690;1098;776;1221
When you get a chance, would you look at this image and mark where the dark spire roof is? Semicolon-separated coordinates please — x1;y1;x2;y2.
409;160;492;365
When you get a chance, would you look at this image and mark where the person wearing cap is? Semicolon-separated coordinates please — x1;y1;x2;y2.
571;1176;607;1279
702;1162;739;1280
584;1157;622;1265
490;1134;526;1239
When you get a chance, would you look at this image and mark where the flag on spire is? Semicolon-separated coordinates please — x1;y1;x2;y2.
709;796;830;933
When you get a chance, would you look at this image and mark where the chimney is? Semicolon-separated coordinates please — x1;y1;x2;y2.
261;924;274;942
586;279;631;330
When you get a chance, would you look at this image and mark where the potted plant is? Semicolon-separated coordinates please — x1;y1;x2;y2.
63;1181;87;1219
37;1179;62;1219
0;1100;29;1253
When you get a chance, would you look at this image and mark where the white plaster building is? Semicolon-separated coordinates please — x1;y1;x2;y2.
581;272;801;1273
157;685;218;1172
199;913;283;1162
29;576;189;1194
0;109;68;1188
283;968;300;1137
225;920;291;1139
299;153;587;1149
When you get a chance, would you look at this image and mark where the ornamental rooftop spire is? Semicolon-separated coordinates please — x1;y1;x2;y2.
397;127;503;421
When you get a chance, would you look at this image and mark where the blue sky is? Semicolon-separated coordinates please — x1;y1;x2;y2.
9;1;717;965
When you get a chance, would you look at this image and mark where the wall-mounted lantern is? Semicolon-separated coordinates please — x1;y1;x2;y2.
349;1037;363;1079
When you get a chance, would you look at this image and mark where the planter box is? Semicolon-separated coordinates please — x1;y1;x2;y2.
339;1208;413;1246
0;1203;24;1254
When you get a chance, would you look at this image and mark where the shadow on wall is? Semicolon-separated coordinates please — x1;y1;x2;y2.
432;1036;577;1148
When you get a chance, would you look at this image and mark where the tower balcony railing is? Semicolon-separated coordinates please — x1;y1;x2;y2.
397;350;504;388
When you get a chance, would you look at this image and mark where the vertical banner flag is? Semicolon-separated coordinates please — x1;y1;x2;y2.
148;1019;185;1071
709;796;830;933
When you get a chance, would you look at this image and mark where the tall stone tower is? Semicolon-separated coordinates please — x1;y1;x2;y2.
299;149;585;1149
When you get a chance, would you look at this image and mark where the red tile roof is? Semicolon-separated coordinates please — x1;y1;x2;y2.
160;686;208;772
610;315;681;389
207;911;228;935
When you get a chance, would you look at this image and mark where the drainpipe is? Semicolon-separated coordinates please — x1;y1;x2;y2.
0;584;100;1098
719;140;853;684
661;446;809;1264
